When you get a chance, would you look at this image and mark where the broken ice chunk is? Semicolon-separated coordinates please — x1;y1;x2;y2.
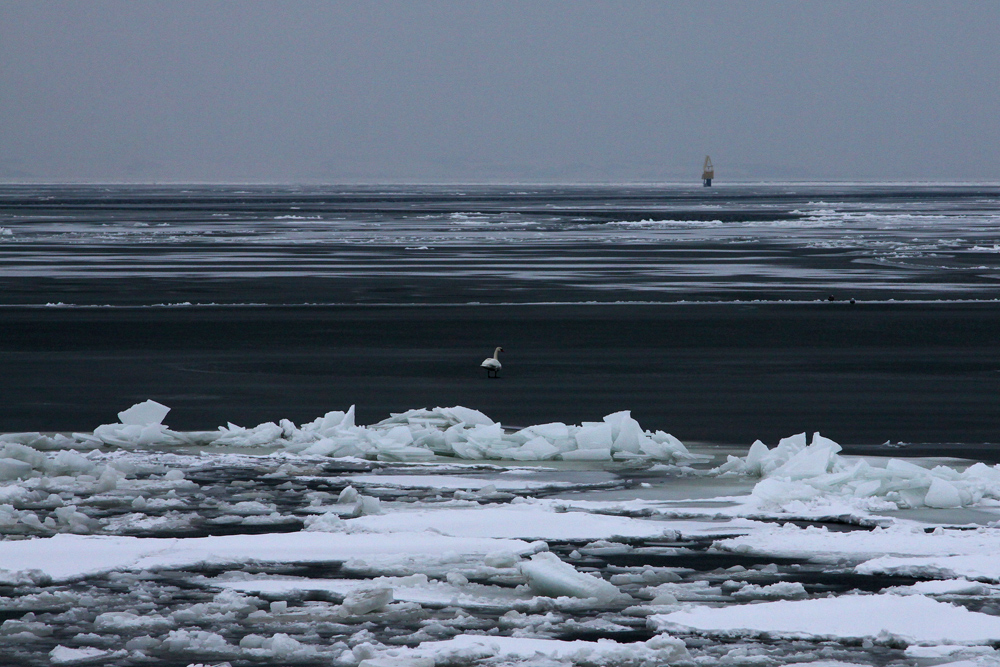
438;406;494;427
575;422;613;450
519;551;623;600
730;581;808;601
924;477;964;508
354;495;383;516
117;400;170;427
0;458;33;481
508;437;561;461
339;485;360;504
340;585;394;616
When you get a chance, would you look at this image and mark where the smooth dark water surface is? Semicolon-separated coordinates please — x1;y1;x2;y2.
4;303;1000;448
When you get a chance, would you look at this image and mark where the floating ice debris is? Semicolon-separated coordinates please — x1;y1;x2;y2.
729;581;808;601
369;634;689;666
339;586;394;616
215;572;554;612
117;399;170;426
650;594;1000;644
67;401;698;463
239;632;317;659
94;611;175;632
519;552;624;601
84;400;192;448
716;431;1000;510
162;628;236;656
49;645;127;665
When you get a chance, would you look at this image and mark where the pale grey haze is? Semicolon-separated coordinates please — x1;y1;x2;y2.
1;1;998;183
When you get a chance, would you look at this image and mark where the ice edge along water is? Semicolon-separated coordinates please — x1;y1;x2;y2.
5;400;1000;665
19;397;1000;513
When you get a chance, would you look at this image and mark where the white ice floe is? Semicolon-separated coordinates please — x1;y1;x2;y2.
857;554;1000;583
0;532;534;582
729;581;808;601
215;573;531;610
905;644;999;659
716;431;1000;510
714;522;1000;562
714;522;1000;583
49;645;127;665
328;504;678;541
883;578;993;596
650;594;1000;644
368;633;689;666
79;400;194;449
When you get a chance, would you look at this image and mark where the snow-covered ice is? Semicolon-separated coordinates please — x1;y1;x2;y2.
367;633;690;665
651;594;1000;644
0;532;535;582
331;504;678;540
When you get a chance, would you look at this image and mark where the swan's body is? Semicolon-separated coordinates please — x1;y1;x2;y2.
481;347;503;378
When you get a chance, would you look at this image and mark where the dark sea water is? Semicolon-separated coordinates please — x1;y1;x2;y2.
2;183;1000;446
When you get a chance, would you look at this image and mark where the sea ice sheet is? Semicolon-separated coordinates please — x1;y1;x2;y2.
0;532;534;582
651;594;1000;644
338;504;678;541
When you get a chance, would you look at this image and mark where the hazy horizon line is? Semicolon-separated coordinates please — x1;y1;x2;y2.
2;179;999;188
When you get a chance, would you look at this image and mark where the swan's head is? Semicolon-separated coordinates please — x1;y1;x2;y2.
495;346;504;354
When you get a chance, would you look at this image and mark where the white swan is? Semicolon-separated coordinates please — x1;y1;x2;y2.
481;347;503;378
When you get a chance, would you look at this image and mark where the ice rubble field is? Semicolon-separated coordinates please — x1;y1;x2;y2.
4;403;1000;665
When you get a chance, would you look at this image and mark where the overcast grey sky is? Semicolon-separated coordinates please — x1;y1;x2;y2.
2;1;998;183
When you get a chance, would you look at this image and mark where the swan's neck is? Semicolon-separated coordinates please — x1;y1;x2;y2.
493;348;501;359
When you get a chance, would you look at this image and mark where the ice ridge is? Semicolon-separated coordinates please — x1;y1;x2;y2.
33;400;698;464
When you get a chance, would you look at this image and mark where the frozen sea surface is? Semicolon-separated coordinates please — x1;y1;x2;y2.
2;402;1000;666
1;183;999;305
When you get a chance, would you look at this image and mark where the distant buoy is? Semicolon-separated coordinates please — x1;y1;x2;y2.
702;156;714;187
